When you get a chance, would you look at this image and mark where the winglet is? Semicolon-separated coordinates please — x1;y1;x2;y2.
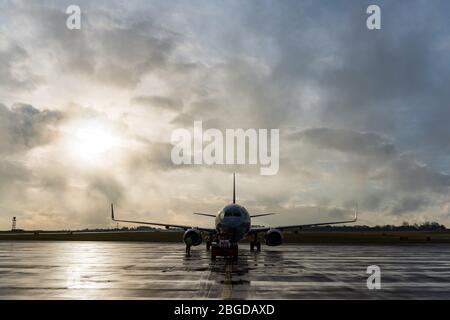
111;203;115;220
354;202;358;222
233;172;236;204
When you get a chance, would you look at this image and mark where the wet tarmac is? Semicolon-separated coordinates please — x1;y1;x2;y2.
0;241;449;299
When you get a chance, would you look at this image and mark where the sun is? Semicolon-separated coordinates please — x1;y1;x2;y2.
65;120;121;163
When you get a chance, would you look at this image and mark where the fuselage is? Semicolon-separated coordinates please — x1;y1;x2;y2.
215;204;251;243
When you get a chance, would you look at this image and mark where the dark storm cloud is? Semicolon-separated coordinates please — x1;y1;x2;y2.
0;102;65;201
219;0;450;166
289;127;450;194
247;2;428;116
314;2;450;162
0;103;63;154
285;127;450;220
4;1;182;90
159;0;450;140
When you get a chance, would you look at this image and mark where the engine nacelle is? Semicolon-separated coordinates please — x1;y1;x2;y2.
183;229;202;246
265;229;283;246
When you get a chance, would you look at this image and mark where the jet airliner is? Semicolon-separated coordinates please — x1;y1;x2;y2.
111;173;357;258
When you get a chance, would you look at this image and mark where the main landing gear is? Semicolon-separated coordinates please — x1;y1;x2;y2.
250;234;261;252
205;234;214;251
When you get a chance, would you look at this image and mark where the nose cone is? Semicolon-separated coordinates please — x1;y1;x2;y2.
218;217;241;235
223;216;242;226
216;204;251;242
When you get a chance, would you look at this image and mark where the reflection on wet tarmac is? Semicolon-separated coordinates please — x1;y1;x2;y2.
0;241;449;299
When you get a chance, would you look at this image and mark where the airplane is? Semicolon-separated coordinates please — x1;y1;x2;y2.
111;173;358;259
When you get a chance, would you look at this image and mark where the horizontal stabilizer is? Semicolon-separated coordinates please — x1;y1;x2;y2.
250;213;278;218
193;212;216;218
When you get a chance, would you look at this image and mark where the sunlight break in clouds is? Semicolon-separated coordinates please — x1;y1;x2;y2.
63;119;121;164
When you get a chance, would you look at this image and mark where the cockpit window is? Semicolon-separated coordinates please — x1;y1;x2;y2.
224;207;241;217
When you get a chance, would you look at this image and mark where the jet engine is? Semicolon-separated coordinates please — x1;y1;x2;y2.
183;229;202;246
265;229;283;246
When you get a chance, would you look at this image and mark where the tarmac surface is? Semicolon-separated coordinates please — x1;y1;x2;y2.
0;241;449;299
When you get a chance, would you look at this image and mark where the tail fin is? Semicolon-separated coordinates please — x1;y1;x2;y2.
111;203;115;220
233;172;236;204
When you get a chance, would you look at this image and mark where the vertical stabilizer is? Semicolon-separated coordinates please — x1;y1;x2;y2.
233;173;236;204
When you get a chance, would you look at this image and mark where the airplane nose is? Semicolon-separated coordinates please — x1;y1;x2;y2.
224;217;240;226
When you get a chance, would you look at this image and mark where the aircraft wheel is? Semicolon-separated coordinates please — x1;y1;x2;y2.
206;241;211;251
211;253;216;260
250;241;255;251
256;242;261;252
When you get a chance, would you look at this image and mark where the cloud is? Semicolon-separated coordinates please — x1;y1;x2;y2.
0;103;63;154
391;196;431;215
88;175;124;203
126;140;177;171
0;159;30;191
131;95;183;111
381;155;450;194
0;33;43;91
3;1;183;91
290;128;397;160
289;127;450;194
1;1;450;228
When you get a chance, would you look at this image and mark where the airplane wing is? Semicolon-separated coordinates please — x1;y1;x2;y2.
249;205;358;234
111;204;216;233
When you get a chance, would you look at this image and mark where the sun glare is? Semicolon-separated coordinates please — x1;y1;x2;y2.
66;120;120;163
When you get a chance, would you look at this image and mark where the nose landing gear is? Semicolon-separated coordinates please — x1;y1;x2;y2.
250;241;261;251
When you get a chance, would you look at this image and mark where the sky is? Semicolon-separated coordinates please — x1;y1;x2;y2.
1;0;450;230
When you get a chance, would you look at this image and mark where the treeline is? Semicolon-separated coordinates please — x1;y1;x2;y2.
301;221;448;232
